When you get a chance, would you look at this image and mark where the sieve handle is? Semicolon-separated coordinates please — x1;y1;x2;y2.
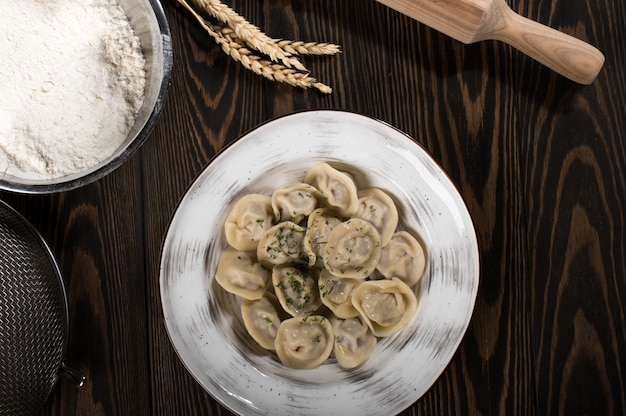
60;362;86;388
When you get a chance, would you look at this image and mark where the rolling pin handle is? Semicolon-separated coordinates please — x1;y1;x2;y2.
489;2;605;84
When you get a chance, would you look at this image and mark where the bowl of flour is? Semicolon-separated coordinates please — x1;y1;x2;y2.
0;0;173;193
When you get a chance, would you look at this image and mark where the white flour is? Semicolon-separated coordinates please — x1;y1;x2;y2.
0;0;146;179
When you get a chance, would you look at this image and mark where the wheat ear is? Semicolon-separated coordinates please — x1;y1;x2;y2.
276;40;341;56
216;26;332;94
189;0;308;70
178;0;332;94
178;0;336;93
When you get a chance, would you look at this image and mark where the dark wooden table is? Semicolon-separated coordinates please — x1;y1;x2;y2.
2;0;624;414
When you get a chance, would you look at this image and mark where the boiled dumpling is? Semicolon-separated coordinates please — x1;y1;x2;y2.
224;194;274;251
218;161;429;370
274;315;334;369
303;208;341;268
272;264;322;317
323;218;382;279
215;247;270;300
351;277;417;337
377;231;426;286
318;269;360;319
304;163;359;217
271;182;320;224
241;293;284;350
256;221;314;268
353;188;399;247
331;316;377;369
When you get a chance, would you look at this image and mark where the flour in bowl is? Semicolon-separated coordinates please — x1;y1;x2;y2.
0;0;146;179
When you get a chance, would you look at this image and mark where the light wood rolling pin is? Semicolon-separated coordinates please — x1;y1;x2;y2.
376;0;605;84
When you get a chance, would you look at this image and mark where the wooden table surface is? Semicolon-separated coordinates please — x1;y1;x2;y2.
1;0;624;414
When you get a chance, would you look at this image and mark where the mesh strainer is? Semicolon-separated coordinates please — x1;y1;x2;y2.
0;200;84;415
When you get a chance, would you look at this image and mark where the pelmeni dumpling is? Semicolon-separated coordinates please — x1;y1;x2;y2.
215;248;270;300
256;221;314;268
271;182;320;224
323;218;382;279
241;293;284;350
272;265;322;317
217;161;429;370
303;208;341;268
224;194;274;251
304;163;359;218
377;231;426;287
353;188;399;247
318;269;360;319
351;277;417;337
274;315;334;369
331;316;377;369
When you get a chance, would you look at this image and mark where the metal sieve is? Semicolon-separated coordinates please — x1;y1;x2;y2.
0;200;84;415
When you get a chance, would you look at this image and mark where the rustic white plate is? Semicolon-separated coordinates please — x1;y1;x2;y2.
160;110;479;415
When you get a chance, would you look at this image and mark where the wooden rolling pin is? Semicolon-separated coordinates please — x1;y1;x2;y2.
376;0;605;84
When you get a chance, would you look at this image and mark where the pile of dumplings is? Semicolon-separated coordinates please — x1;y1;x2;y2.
215;162;426;370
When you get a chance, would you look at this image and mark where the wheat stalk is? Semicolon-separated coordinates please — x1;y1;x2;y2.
177;0;338;93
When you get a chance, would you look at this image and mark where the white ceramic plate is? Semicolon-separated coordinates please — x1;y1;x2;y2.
160;110;479;415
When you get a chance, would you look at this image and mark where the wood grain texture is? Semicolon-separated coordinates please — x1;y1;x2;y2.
0;0;623;414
